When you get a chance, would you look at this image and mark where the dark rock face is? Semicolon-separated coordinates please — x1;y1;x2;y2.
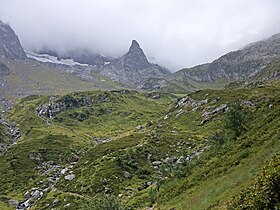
37;96;94;118
121;40;151;70
0;63;11;76
100;40;170;84
0;20;27;60
171;33;280;83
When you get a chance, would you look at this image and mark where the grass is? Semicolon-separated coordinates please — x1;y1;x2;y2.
0;83;280;209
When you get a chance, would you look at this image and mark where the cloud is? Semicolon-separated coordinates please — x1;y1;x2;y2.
0;0;280;71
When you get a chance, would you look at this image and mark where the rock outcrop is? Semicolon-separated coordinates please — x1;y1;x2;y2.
170;33;280;83
0;63;11;76
37;96;94;118
0;20;27;60
100;40;170;84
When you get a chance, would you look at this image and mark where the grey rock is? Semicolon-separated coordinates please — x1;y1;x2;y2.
141;78;168;90
152;161;162;166
201;104;228;125
61;168;69;175
0;63;11;76
169;33;280;84
9;199;19;206
37;95;94;119
100;40;170;85
65;174;75;181
241;100;255;107
147;181;153;186
36;180;44;185
136;125;144;130
31;190;42;200
64;203;71;208
0;20;27;60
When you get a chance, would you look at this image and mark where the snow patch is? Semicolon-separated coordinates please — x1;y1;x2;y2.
25;50;89;67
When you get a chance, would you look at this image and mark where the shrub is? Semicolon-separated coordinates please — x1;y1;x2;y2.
224;103;250;138
228;154;280;209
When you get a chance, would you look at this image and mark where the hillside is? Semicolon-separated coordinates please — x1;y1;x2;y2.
250;58;280;83
0;16;280;210
0;59;125;100
99;40;170;85
0;83;279;209
0;20;126;104
33;40;170;86
143;33;280;93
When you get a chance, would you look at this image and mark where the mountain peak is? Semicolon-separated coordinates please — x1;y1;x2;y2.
0;20;27;60
128;40;143;53
100;40;170;84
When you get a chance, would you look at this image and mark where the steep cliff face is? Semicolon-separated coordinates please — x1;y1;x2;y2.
0;21;27;60
100;40;170;84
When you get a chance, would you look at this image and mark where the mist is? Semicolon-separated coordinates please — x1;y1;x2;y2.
0;0;280;71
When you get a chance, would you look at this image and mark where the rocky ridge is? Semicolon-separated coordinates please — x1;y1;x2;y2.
100;40;170;84
32;40;170;86
0;20;27;60
170;33;280;83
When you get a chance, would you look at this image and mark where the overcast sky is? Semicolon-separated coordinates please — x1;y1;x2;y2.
0;0;280;71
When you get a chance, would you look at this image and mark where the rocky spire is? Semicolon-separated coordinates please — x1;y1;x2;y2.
123;40;150;69
100;40;170;84
128;40;141;52
0;20;27;60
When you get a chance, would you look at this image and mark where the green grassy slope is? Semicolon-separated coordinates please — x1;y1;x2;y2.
0;90;176;209
156;83;280;209
0;83;279;209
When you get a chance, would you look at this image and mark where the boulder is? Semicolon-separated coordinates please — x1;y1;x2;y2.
64;174;75;181
152;161;162;166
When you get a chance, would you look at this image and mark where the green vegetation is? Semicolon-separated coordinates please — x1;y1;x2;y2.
82;195;128;210
228;154;280;209
0;83;279;209
0;123;9;145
